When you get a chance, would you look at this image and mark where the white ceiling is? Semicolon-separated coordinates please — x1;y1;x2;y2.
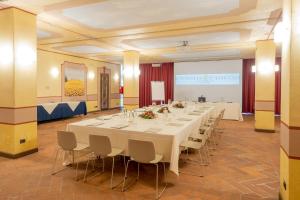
128;32;241;49
162;49;240;60
60;45;108;54
37;29;52;39
62;0;239;29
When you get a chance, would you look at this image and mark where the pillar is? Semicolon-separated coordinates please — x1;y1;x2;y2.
280;0;300;199
123;51;139;110
254;40;276;132
0;8;37;158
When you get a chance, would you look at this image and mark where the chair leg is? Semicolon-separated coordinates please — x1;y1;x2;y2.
110;157;115;189
122;159;131;192
163;162;167;182
51;148;60;175
155;163;167;200
102;157;105;173
75;151;80;181
72;150;75;166
137;163;140;180
156;164;159;199
84;158;90;182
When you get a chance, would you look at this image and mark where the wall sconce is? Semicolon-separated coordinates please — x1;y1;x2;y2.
251;65;256;73
274;22;288;43
15;43;36;67
251;64;280;74
113;73;119;81
134;68;140;77
0;44;13;66
50;67;59;78
88;71;95;80
123;67;133;78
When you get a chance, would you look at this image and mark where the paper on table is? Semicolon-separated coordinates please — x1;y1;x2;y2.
86;122;104;127
111;124;129;129
96;116;112;120
177;118;192;121
166;123;184;127
188;112;202;116
144;127;161;133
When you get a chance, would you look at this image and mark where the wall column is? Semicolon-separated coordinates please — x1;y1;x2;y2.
254;40;276;132
280;0;300;199
0;8;37;158
123;51;139;110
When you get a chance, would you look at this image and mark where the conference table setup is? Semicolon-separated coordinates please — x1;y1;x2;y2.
66;101;218;175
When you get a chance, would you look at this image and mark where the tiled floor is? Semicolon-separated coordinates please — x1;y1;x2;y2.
0;110;280;200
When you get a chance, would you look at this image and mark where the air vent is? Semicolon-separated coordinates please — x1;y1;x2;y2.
152;63;161;68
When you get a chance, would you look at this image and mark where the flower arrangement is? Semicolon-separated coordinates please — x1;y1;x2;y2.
173;102;184;108
158;107;171;113
139;111;156;119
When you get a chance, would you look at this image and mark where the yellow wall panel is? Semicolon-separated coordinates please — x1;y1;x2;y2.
280;148;290;200
255;111;274;130
110;99;120;108
0;9;17;107
86;100;98;112
0;122;37;155
13;9;37;107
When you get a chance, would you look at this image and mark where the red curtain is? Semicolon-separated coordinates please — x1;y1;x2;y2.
242;59;256;113
139;63;174;107
242;58;281;115
275;58;281;115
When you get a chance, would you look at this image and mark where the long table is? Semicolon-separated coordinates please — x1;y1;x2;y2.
199;102;243;121
67;103;216;175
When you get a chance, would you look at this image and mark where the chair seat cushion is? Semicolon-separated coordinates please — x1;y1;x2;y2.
150;154;163;164
74;143;89;151
180;140;203;150
131;154;163;164
108;148;124;157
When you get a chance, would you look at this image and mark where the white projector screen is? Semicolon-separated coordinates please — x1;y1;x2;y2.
174;60;243;105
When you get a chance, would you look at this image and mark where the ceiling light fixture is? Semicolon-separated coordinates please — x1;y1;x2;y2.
176;41;191;52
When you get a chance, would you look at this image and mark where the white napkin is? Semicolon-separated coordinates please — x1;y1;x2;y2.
188;112;202;116
166;123;184;127
111;124;129;129
177;118;192;121
144;127;161;133
96;116;112;120
86;122;104;127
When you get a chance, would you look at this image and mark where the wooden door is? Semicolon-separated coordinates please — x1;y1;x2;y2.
100;73;109;110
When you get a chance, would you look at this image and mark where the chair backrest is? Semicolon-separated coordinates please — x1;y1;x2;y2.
89;135;112;156
57;131;77;151
128;139;155;163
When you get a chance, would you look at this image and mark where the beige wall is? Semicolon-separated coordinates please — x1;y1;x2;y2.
37;50;120;112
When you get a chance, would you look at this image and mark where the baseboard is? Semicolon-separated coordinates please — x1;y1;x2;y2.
255;128;275;133
0;148;38;159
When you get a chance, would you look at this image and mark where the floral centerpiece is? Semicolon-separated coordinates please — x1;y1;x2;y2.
139;111;156;119
173;102;184;108
158;106;171;113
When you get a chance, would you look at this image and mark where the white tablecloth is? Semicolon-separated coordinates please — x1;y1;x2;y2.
67;104;215;175
200;102;243;121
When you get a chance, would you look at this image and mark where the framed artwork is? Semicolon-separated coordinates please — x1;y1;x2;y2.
61;61;87;101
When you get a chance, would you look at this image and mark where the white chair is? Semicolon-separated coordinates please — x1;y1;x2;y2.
52;131;89;180
180;127;211;166
84;135;125;189
122;139;167;199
